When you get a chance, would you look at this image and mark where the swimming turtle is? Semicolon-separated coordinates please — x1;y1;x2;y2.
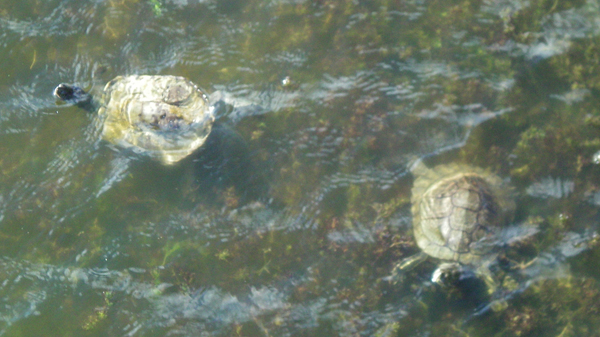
392;161;517;288
54;75;215;165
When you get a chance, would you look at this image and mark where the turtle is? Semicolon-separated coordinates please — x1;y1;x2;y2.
54;75;215;165
392;160;518;289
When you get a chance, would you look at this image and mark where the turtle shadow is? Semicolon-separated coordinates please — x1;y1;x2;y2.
187;122;270;206
120;122;270;209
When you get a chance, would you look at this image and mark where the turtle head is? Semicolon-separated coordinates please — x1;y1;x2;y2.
432;262;476;287
54;83;95;111
432;263;490;307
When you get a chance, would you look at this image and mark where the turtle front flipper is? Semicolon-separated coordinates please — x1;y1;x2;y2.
388;251;428;284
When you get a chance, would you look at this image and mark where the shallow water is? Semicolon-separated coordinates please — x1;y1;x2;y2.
1;0;600;336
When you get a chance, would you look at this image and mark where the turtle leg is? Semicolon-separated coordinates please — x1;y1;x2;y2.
506;256;538;270
388;251;428;284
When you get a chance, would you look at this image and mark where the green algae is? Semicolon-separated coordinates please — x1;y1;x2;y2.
1;0;600;335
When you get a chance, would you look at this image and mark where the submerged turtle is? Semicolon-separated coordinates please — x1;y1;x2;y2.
393;161;517;288
54;75;215;165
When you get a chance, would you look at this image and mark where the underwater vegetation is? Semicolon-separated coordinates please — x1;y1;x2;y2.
0;0;600;336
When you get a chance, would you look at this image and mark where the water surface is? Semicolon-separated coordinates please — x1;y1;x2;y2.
1;0;600;336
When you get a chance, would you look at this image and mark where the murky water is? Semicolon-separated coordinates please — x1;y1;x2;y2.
1;0;600;335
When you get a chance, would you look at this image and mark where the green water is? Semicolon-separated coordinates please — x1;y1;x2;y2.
1;0;600;336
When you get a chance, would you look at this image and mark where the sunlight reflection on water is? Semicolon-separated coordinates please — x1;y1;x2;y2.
0;0;600;335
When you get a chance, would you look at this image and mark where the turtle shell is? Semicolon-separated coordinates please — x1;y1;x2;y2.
99;75;214;165
411;164;515;264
